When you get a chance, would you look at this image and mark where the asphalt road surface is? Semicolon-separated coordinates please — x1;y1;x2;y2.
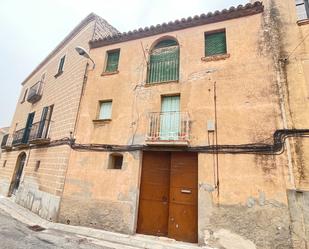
0;208;113;249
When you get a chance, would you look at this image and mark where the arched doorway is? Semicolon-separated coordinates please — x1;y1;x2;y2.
9;152;27;196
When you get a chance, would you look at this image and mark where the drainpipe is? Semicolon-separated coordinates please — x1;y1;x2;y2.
277;59;295;189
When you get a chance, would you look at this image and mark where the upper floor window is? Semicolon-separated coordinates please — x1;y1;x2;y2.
98;100;112;120
147;39;179;84
21;88;28;103
296;0;309;20
105;49;120;73
56;55;66;76
205;30;227;57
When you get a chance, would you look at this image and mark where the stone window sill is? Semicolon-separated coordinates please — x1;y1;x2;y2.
297;19;309;26
145;80;179;87
201;53;230;62
93;119;112;123
54;71;63;78
101;70;119;76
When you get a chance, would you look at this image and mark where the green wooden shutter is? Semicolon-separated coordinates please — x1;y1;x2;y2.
147;46;179;83
205;31;227;56
105;50;120;72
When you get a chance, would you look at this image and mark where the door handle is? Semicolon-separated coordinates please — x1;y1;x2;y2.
162;196;168;202
181;189;192;194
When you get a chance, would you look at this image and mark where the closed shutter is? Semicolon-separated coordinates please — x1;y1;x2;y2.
205;31;227;56
105;50;120;72
99;101;112;119
148;46;179;83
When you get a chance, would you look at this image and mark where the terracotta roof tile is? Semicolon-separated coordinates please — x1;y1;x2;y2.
90;1;263;48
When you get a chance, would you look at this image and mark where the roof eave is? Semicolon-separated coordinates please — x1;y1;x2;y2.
90;2;264;49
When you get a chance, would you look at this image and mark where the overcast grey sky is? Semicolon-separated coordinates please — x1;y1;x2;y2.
0;0;248;128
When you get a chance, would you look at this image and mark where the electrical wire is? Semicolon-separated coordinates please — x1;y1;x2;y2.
6;129;309;155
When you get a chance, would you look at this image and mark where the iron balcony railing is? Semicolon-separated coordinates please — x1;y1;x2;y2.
29;119;52;142
27;80;43;104
146;111;190;142
12;128;29;146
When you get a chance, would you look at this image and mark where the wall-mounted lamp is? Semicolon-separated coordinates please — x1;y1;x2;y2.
75;46;95;69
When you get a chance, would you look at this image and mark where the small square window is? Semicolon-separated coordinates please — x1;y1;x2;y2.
205;30;227;57
2;160;7;168
98;101;112;120
105;50;120;72
108;154;123;169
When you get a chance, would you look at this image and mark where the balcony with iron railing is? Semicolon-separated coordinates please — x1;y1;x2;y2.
27;80;43;104
1;134;13;150
12;128;29;148
146;111;190;146
28;119;52;145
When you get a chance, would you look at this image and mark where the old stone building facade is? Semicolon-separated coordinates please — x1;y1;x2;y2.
1;1;309;249
58;1;309;248
0;13;118;221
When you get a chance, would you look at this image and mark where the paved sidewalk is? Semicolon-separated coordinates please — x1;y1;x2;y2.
0;196;211;249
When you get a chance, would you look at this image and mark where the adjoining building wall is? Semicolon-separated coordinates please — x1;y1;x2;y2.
60;9;295;248
0;15;118;220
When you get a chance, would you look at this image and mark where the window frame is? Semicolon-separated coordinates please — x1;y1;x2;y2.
104;49;120;73
147;38;180;84
108;153;123;170
296;0;309;21
55;55;66;77
204;29;227;57
96;100;113;121
21;88;28;104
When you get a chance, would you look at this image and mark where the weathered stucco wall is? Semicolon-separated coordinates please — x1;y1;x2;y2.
59;151;142;234
259;0;309;248
60;9;296;248
198;153;292;249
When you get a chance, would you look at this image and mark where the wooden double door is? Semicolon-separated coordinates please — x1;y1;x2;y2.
137;151;198;243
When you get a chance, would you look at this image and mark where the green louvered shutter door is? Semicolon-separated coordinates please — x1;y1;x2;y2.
105;51;120;72
205;32;227;56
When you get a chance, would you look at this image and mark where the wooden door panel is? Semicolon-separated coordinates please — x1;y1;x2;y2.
137;200;169;236
168;203;198;243
168;152;198;243
137;151;170;236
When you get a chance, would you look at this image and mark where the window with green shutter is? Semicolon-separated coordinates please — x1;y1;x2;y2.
147;39;179;84
205;31;227;57
105;50;120;72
